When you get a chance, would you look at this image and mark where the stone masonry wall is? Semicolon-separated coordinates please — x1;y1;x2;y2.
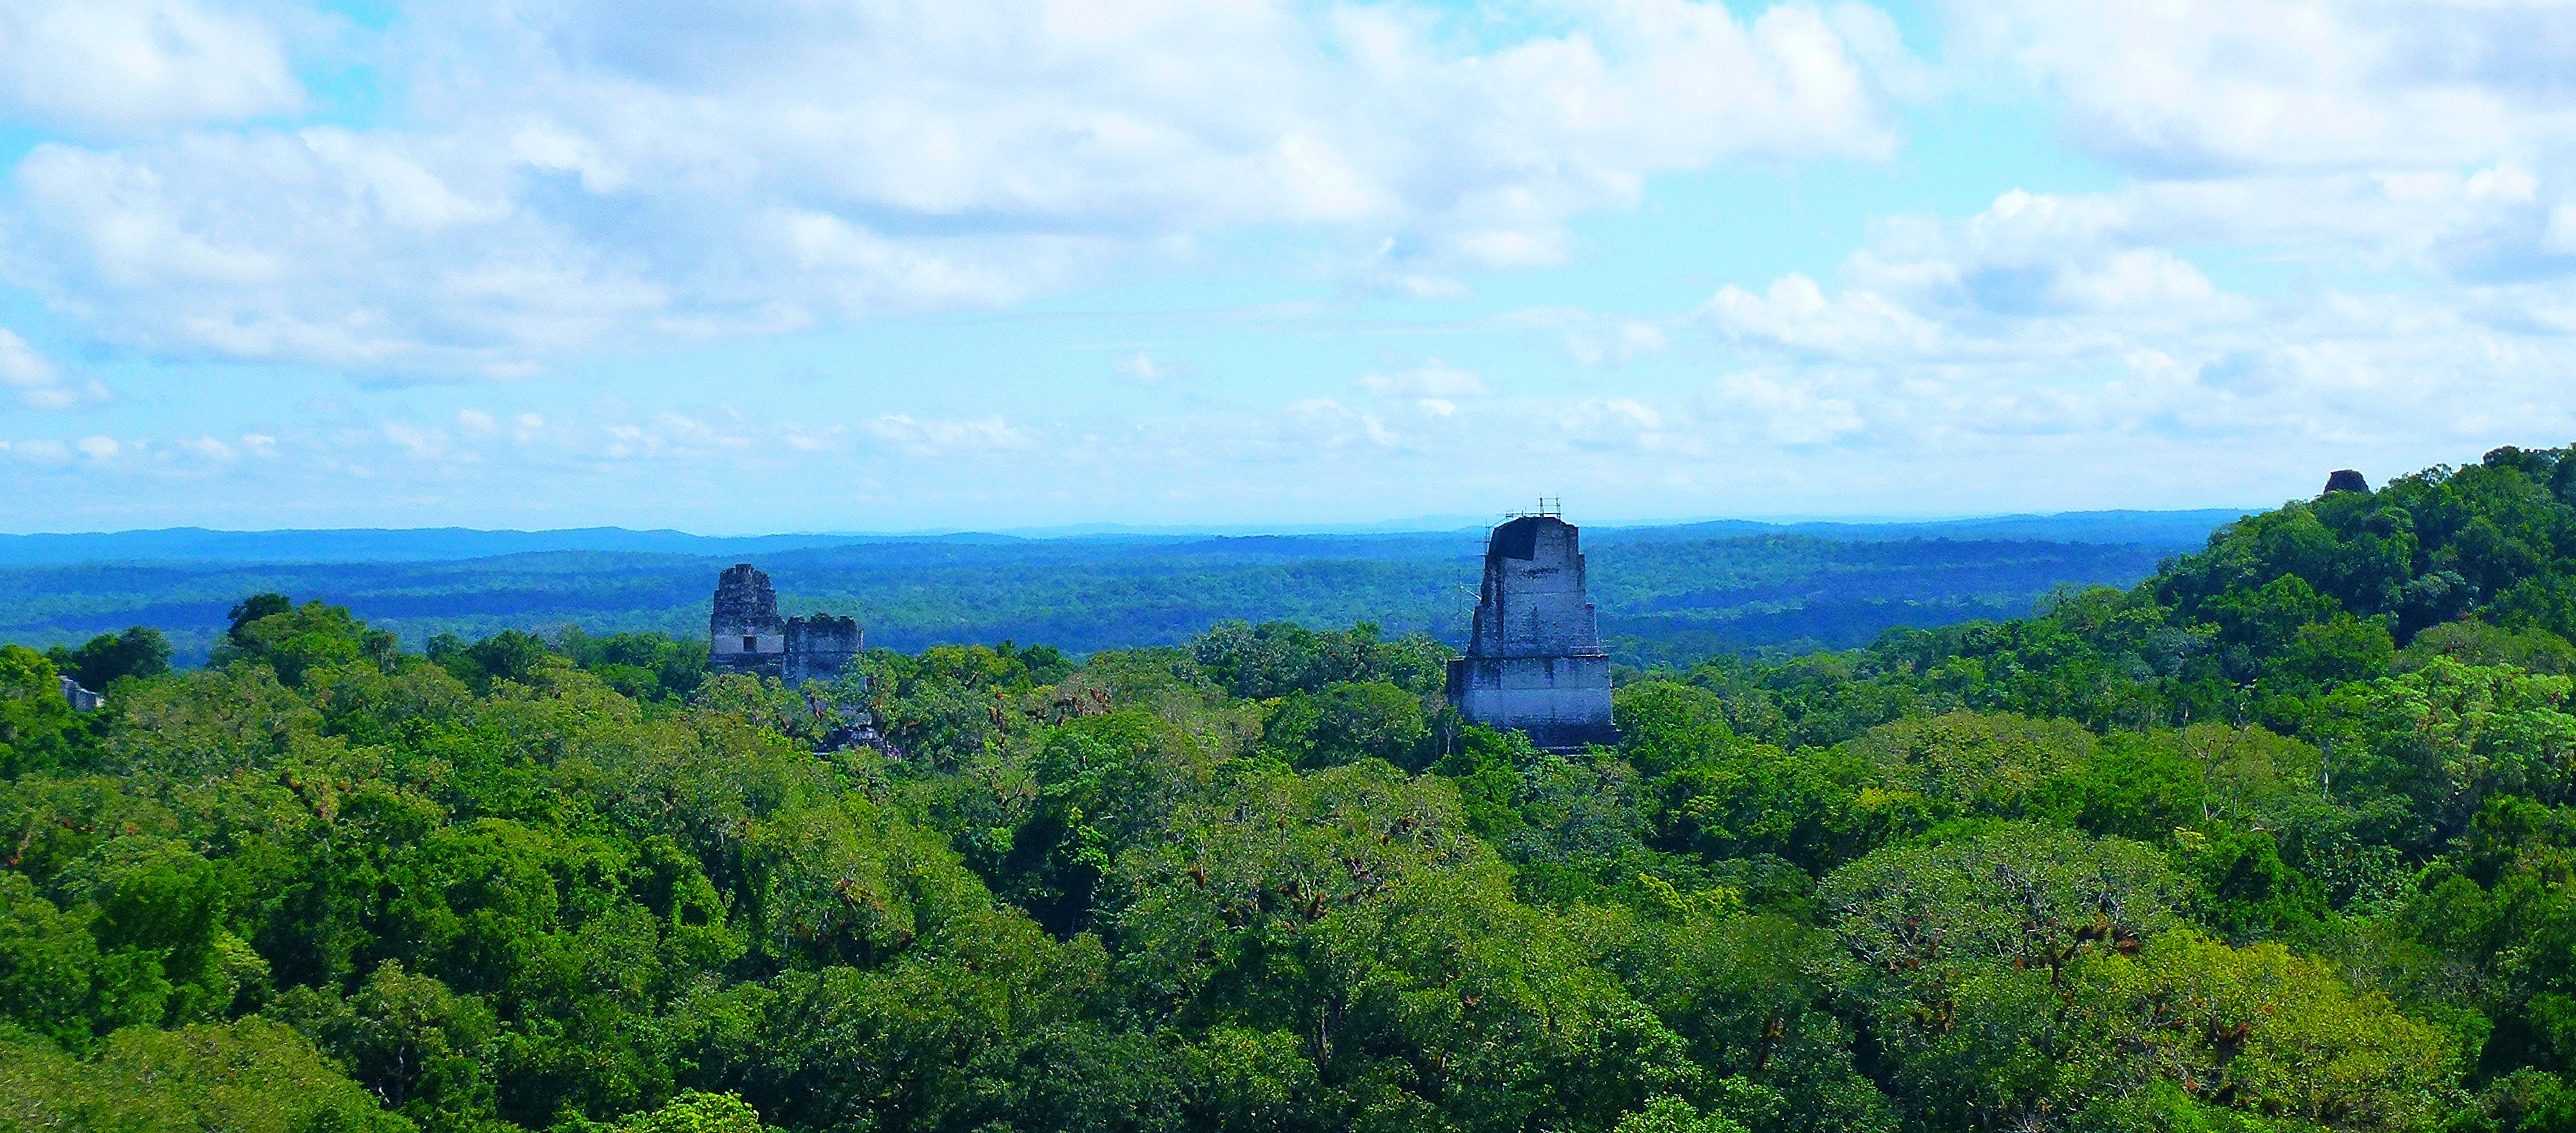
1466;517;1604;658
784;613;862;686
1446;516;1618;750
710;563;786;678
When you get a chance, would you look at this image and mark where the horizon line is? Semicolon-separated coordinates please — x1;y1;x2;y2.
0;504;2269;543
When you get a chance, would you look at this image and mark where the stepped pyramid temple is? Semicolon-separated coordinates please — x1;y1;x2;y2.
708;564;862;685
1446;512;1619;750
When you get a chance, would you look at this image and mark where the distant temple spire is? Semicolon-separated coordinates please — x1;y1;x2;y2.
1444;514;1618;751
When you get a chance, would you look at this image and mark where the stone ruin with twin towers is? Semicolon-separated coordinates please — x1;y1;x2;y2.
706;563;861;686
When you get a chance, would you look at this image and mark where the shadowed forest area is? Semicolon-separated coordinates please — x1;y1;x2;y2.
21;455;2576;1130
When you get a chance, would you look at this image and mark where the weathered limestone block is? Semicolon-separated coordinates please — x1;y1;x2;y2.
58;674;102;712
1445;516;1618;751
710;563;786;679
784;613;862;685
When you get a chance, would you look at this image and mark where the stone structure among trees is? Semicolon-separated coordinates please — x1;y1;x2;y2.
1445;511;1618;750
708;563;862;686
784;613;862;685
57;673;102;711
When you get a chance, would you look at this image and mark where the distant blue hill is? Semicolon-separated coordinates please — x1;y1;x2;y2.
0;509;2251;567
0;509;2258;666
1591;509;2255;548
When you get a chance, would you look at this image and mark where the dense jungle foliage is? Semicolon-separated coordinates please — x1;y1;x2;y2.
15;448;2576;1132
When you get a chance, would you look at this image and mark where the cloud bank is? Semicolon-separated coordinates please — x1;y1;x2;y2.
7;0;2576;529
1;0;1917;373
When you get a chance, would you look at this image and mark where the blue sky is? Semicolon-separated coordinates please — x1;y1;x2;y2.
2;0;2573;534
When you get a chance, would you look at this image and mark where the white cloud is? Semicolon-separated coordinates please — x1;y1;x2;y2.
1282;397;1403;451
1842;189;2247;322
1506;308;1678;365
1570;319;1671;366
782;424;842;452
1359;359;1490;421
1632;153;2576;473
382;422;451;461
0;0;1920;371
2546;205;2576;256
1952;0;2576;176
1917;0;2576;303
5;129;679;371
24;0;2576;525
10;438;68;464
1265;386;1701;463
864;414;1037;456
2469;161;2539;205
1698;272;1938;355
0;328;72;407
75;434;118;460
1941;2;2576;290
1114;352;1194;383
1549;396;1686;454
1709;371;1865;445
0;0;302;130
1359;359;1487;398
0;328;108;409
1349;239;1475;300
178;435;236;460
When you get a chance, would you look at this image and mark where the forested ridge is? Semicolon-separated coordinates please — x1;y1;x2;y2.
0;522;2206;666
12;449;2576;1132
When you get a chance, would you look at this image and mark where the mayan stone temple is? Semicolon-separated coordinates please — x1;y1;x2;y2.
708;563;862;686
1445;509;1618;750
